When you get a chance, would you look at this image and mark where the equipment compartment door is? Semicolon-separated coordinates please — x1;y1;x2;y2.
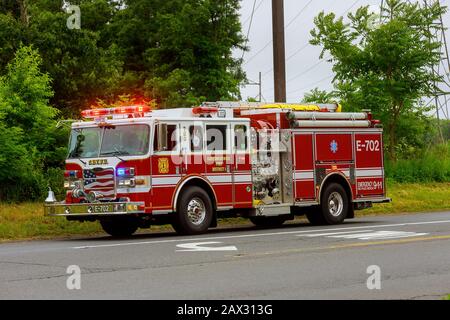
232;124;253;208
293;133;315;200
354;133;385;197
205;123;233;206
315;133;353;163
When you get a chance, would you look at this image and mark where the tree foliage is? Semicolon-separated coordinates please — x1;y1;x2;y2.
0;1;246;201
0;0;246;113
302;87;336;104
110;0;246;107
310;0;446;159
0;46;64;201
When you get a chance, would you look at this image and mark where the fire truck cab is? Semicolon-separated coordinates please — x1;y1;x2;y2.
44;102;391;237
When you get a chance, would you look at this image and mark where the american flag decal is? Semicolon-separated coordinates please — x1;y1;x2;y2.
83;168;115;197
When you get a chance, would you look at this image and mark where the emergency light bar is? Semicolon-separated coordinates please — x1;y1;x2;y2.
81;105;151;119
192;106;219;115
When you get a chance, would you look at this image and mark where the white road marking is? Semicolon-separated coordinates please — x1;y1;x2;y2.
175;242;237;252
330;231;428;240
72;219;450;250
302;230;429;241
298;230;374;237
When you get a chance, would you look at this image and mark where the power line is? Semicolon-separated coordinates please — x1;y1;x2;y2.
281;1;360;98
285;0;314;29
261;42;311;77
260;0;362;100
244;41;273;65
287;74;334;95
287;58;326;82
244;0;314;65
241;0;258;60
266;75;334;100
264;58;327;92
286;42;310;62
241;0;265;27
261;0;361;79
344;0;362;15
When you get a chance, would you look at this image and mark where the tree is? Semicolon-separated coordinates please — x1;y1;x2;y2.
0;46;63;201
0;0;246;113
109;0;246;108
310;0;445;159
25;0;125;117
302;88;336;104
0;9;25;73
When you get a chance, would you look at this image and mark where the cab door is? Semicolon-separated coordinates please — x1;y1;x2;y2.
180;121;205;176
151;122;181;211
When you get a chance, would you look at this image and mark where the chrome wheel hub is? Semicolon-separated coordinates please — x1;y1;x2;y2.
187;197;206;225
328;192;343;217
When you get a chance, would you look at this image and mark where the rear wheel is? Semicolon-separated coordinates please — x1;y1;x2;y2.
172;186;213;235
100;217;139;237
306;183;349;225
249;216;286;227
305;207;326;225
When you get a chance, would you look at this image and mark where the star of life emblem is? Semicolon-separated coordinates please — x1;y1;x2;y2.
330;140;338;153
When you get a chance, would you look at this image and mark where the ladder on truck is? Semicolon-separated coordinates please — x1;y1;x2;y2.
201;101;341;112
200;101;378;128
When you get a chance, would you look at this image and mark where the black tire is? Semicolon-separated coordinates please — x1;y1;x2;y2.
305;207;327;225
307;183;349;225
249;216;286;227
100;217;139;237
172;186;213;235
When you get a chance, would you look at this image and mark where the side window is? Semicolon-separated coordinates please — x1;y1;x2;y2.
154;123;178;152
189;125;203;152
206;124;227;152
234;125;248;152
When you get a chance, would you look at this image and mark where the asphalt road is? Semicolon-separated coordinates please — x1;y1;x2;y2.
1;211;450;300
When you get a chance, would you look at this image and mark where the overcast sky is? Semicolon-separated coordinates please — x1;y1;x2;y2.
236;0;450;108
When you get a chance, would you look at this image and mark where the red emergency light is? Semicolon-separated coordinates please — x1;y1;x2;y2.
81;105;151;119
192;106;219;115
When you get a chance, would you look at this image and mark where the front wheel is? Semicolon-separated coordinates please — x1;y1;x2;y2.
249;216;286;227
100;217;139;237
172;186;213;235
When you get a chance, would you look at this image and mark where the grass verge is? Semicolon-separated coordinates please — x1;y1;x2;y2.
360;181;450;216
0;182;449;242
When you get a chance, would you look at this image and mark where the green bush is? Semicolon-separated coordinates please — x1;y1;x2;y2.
0;46;65;202
385;143;450;183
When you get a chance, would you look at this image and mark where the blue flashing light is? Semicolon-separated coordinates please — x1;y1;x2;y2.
117;168;126;176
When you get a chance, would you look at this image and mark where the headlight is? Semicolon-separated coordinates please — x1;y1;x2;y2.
64;180;81;189
118;179;136;187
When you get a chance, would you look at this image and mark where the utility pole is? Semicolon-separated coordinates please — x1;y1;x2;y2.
272;0;286;102
258;71;262;102
243;72;262;102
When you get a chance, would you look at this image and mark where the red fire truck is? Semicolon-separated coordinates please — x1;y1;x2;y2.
44;101;390;236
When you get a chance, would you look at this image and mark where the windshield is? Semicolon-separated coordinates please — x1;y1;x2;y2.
68;124;150;158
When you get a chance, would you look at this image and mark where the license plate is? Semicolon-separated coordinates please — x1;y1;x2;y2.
89;204;113;214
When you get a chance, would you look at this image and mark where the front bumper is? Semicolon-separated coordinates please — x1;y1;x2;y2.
44;202;145;217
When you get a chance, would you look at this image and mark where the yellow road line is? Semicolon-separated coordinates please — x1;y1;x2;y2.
327;234;450;249
232;234;450;259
